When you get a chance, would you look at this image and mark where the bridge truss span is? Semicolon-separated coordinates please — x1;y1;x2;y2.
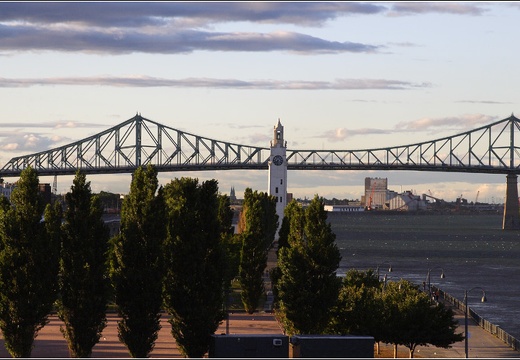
2;113;520;177
0;114;271;177
285;115;520;174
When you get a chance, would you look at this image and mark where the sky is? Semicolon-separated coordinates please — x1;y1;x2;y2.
1;1;519;204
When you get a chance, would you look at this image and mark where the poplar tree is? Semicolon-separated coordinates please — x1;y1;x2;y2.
57;171;110;357
218;194;241;289
109;165;166;358
0;166;61;357
238;188;278;314
270;199;302;310
162;177;226;358
275;195;341;335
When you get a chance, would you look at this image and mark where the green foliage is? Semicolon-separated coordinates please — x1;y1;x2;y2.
239;231;268;314
276;200;300;253
238;188;278;314
270;200;302;304
344;268;381;288
57;171;110;357
329;269;384;340
109;165;166;358
96;191;121;209
381;279;464;358
0;167;61;357
218;194;240;288
162;177;226;358
331;273;463;357
274;195;341;335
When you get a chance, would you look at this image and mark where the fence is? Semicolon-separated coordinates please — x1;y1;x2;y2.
432;285;519;352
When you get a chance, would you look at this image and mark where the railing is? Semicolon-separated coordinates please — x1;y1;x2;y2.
431;285;519;352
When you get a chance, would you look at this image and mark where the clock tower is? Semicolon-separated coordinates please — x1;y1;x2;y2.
268;119;288;236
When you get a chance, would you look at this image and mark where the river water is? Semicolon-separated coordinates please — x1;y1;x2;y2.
328;211;520;341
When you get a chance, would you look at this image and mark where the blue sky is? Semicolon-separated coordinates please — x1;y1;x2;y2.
0;1;518;203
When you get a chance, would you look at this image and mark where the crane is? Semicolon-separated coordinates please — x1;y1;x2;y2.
475;191;480;204
367;183;376;211
456;194;463;212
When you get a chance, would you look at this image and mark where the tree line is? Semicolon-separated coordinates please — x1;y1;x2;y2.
270;196;463;358
0;165;463;358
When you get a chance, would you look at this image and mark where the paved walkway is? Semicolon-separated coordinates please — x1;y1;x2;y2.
378;306;520;358
0;245;517;358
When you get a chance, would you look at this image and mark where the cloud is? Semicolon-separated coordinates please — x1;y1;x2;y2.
0;120;106;128
0;76;430;90
0;3;386;28
0;127;75;153
319;128;392;142
457;100;513;105
387;2;490;16
0;143;18;151
318;113;499;143
0;2;492;55
394;114;497;131
0;24;381;54
0;132;57;152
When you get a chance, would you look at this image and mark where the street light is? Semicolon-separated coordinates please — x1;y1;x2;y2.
426;266;445;300
376;261;393;280
464;287;487;358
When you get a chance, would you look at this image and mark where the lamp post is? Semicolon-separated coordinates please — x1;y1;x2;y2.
376;261;393;280
426;266;445;300
464;287;487;358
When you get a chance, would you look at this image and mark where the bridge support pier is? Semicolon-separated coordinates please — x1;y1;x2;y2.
502;173;520;230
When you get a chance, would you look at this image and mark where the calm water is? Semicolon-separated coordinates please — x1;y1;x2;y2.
328;211;520;340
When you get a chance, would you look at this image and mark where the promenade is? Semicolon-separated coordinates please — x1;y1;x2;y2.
0;307;516;358
0;245;517;358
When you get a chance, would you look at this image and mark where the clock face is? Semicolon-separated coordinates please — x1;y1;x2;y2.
273;155;283;166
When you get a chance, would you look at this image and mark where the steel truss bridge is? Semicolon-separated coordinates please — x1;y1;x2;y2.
2;113;520;229
2;113;520;177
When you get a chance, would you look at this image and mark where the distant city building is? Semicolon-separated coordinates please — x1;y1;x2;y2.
363;177;388;210
0;182;15;200
229;186;237;203
362;177;429;211
230;205;242;234
324;204;365;212
39;183;52;206
286;192;293;205
386;190;427;211
0;182;52;206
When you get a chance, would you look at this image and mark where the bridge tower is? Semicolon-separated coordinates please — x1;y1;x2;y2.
502;173;520;230
268;119;287;237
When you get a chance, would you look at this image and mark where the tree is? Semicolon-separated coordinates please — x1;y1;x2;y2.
0;166;61;357
270;199;303;313
57;171;110;357
381;279;464;358
330;269;383;335
237;188;278;314
218;194;240;287
275;195;342;335
329;269;385;353
162;177;226;358
109;165;166;358
276;199;300;254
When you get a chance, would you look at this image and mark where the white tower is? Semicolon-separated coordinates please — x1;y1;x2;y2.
268;119;288;236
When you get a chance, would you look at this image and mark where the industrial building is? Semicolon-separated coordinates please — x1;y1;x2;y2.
363;177;388;210
0;182;15;200
323;204;365;212
360;177;427;212
386;190;427;211
0;182;52;206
